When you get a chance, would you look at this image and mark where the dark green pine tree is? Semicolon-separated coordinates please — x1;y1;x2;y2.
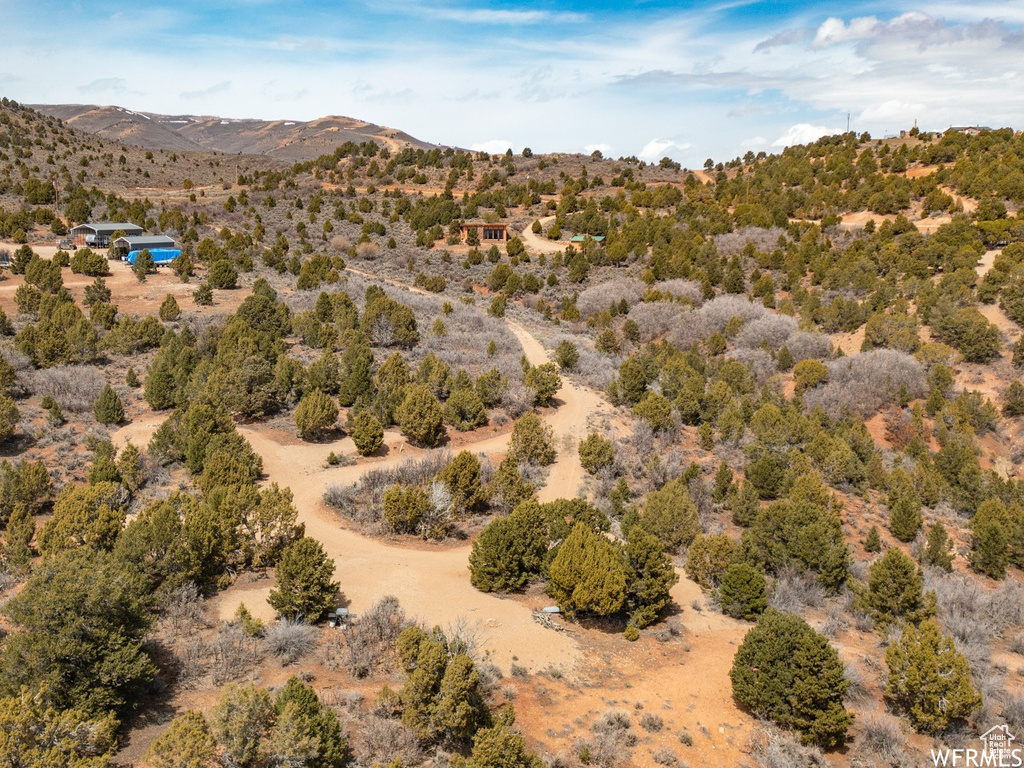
921;522;954;571
864;548;935;631
268;537;339;623
887;468;922;542
863;525;882;553
719;562;768;621
730;608;852;748
93;384;125;425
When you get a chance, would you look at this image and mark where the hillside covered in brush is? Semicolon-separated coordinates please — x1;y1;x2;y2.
0;95;1023;767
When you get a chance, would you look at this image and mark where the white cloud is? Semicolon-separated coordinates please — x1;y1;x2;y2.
396;3;586;25
584;143;613;156
858;99;924;124
77;77;132;95
773;124;842;147
470;139;514;154
741;136;768;148
812;16;882;48
639;138;691;161
912;2;1024;25
431;8;586;24
181;80;232;100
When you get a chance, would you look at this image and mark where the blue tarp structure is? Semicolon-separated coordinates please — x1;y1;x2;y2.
126;248;180;265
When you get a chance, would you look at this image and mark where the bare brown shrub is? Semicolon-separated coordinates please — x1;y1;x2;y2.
654;278;704;305
769;568;825;613
354;716;422;767
577;278;646;317
747;725;828;768
22;365;105;412
667;296;769;349
626;302;685;343
356;241;381;260
735;315;798;349
713;226;787;257
264;618;317;665
342;595;411;678
210;623;261;684
802;350;925;418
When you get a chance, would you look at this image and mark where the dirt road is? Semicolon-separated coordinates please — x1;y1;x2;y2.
113;305;607;673
520;215;567;255
507;320;613;501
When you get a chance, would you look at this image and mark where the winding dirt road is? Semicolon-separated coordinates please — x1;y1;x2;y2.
114;296;613;673
519;215;567;255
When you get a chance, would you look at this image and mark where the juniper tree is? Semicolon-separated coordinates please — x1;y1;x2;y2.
37;481;127;557
921;522;954;571
638;478;699;554
397;627;489;744
193;282;213;305
93;384;125;425
863;525;882;553
729;479;761;527
437;451;487;517
2;503;34;571
132;249;155;282
969;499;1014;578
468;501;548;592
0;395;17;443
457;708;544;768
0;549;157;717
350;410;384;456
885;618;982;734
294;389;339;440
268;537;339;623
337;342;374;407
730;609;852;748
145;709;217;768
524;362;561;406
269;677;348;767
685;533;737;590
0;687;117;768
718;563;768;621
488;455;535;513
209;684;274;768
887;467;922;542
444;388;488;431
159;294;181;321
382;485;432;535
863;548;935;631
547;523;626;616
712;461;734;503
554;340;579;370
578;433;614;475
396;384;446;447
508;412;555;466
208;259;238;289
623;525;678;628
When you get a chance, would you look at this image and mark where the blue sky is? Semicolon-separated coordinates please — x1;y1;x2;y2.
1;1;1023;166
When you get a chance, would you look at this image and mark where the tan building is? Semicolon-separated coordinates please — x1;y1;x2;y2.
459;222;508;244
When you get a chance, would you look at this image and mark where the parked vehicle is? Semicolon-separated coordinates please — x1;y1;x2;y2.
56;239;74;251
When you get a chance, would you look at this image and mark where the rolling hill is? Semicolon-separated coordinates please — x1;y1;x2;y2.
32;103;437;160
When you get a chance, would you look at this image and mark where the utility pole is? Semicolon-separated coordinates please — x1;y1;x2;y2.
847;113;851;133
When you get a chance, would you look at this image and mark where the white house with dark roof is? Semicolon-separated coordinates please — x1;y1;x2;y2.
69;222;144;248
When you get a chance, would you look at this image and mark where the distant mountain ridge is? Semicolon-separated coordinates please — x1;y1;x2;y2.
32;104;437;160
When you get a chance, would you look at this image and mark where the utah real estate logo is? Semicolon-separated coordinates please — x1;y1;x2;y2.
932;725;1022;766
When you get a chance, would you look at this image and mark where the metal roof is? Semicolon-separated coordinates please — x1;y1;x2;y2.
69;222;144;236
113;235;175;248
